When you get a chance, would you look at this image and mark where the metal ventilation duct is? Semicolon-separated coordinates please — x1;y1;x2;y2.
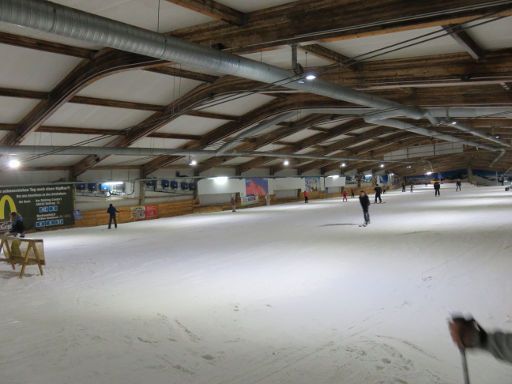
0;145;410;163
1;0;424;116
0;0;504;152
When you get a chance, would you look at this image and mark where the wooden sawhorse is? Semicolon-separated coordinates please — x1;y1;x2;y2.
0;236;45;278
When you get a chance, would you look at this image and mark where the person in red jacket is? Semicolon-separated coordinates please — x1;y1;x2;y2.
342;190;348;202
303;190;309;204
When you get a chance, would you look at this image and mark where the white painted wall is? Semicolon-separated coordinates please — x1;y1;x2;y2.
198;178;245;196
271;177;305;192
325;176;347;188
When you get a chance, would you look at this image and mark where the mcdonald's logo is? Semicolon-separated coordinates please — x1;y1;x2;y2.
0;195;17;220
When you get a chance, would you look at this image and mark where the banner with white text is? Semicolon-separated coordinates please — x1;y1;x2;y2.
0;184;75;232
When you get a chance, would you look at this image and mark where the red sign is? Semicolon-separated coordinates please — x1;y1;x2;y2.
145;205;158;220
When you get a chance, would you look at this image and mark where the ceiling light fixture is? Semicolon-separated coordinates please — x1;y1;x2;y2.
8;159;21;169
305;73;317;81
283;159;290;166
340;162;346;168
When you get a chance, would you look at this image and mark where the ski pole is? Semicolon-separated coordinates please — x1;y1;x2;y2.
450;315;474;384
459;347;470;384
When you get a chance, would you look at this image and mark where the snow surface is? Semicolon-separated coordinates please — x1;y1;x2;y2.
1;184;512;384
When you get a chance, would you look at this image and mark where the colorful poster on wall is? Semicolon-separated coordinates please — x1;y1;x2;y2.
245;178;268;197
131;206;146;221
305;177;321;192
145;205;158;220
0;184;74;232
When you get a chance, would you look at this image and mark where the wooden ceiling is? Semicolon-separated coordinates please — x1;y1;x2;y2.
0;0;511;178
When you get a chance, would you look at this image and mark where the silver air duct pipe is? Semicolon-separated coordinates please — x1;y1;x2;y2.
0;1;482;134
440;120;510;148
365;113;506;151
0;1;505;152
0;0;428;118
490;150;507;167
216;112;296;155
364;118;498;152
291;107;512;118
0;145;411;164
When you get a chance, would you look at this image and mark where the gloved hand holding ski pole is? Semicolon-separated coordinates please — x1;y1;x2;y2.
449;315;486;384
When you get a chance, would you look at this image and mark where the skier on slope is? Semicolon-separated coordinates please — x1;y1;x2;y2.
230;194;237;212
303;190;309;204
456;179;462;191
107;204;119;229
434;181;441;197
359;191;370;227
374;184;383;203
449;317;512;364
402;182;406;192
342;189;348;202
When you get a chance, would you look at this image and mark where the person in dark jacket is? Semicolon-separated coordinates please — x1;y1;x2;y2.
410;184;414;192
359;191;370;226
402;182;406;192
374;184;383;203
9;212;25;237
456;179;462;191
107;204;119;229
434;181;441;196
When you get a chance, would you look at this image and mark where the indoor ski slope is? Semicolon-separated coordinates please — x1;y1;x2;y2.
1;184;511;384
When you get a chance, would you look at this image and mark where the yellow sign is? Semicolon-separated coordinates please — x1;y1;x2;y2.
0;195;17;220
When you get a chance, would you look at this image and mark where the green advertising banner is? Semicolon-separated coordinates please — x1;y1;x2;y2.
0;184;75;232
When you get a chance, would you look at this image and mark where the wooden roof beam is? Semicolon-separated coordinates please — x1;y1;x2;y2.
172;0;512;53
165;0;246;26
0;31;94;58
70;77;260;177
0;50;164;147
443;24;485;61
300;44;360;71
197;114;336;173
146;66;219;83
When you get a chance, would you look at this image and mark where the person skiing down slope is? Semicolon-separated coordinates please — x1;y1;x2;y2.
359;191;370;227
374;184;383;203
434;181;441;196
456;179;462;191
342;190;348;202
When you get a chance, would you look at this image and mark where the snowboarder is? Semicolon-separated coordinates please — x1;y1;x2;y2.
342;190;348;202
434;181;441;196
402;182;406;192
230;194;237;212
359;191;370;226
304;190;309;204
107;204;119;229
9;212;25;237
374;184;383;203
456;179;462;191
449;316;512;364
